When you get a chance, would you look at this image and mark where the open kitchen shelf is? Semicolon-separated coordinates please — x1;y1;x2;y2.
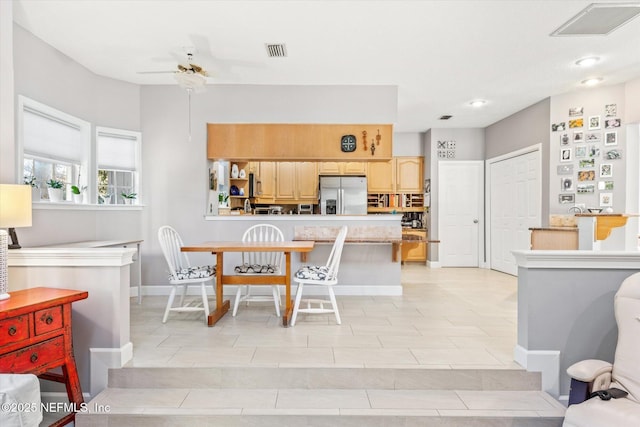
367;193;424;213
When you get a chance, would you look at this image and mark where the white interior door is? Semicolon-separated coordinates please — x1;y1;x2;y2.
438;161;483;267
489;149;541;275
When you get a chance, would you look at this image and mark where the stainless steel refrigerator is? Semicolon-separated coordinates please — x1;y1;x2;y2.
319;176;367;215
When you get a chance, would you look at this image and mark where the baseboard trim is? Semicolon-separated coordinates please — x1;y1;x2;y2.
89;342;133;398
514;345;560;397
427;261;442;268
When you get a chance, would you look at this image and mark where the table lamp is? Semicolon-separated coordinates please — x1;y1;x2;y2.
0;184;33;300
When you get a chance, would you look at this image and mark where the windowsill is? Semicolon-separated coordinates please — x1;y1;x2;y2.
33;201;144;211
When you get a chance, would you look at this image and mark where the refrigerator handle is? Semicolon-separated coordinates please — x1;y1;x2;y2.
340;189;345;214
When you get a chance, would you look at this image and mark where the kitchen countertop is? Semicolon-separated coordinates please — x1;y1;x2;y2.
529;227;577;232
204;214;402;221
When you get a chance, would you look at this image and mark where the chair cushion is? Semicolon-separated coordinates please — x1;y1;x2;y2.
173;265;216;280
563;393;640;426
295;265;330;281
234;263;277;274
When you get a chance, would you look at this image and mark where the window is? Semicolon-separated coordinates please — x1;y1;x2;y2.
96;127;141;205
18;96;142;207
19;97;89;202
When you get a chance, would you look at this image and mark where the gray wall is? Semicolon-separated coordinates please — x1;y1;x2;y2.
393;132;423;156
0;1;15;182
485;98;551;226
10;24;143;248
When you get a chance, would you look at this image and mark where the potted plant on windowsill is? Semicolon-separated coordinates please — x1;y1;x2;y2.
121;192;137;205
71;185;86;204
25;176;40;201
47;179;64;202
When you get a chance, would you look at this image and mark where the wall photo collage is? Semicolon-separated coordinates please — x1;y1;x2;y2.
553;103;621;209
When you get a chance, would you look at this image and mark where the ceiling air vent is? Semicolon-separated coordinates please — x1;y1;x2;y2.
551;3;640;36
266;43;287;57
439;115;453;120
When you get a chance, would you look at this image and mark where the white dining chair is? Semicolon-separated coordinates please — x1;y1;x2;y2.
291;225;348;326
233;224;284;317
158;225;215;323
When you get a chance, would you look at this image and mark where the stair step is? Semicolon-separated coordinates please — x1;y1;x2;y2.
75;367;563;426
108;366;542;391
77;388;564;427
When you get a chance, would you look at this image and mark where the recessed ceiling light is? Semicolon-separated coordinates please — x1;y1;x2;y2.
581;77;603;86
469;100;486;108
575;57;600;67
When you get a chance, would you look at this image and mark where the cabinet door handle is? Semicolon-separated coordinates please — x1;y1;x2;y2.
8;326;17;336
45;315;54;325
30;353;38;363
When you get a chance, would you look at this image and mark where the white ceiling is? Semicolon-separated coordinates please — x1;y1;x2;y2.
12;0;640;132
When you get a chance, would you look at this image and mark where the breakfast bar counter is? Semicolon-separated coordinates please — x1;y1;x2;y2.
203;215;402;295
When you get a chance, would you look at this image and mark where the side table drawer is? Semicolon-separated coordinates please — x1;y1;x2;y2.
0;336;65;372
35;305;63;335
0;314;30;346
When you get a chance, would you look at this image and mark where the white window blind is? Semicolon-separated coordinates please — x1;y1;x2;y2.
97;131;137;171
23;107;82;162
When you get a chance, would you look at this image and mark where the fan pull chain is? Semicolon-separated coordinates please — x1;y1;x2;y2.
188;88;192;142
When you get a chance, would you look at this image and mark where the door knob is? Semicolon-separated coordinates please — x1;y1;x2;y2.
473;219;479;224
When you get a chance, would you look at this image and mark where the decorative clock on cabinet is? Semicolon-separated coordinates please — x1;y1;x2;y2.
340;135;357;152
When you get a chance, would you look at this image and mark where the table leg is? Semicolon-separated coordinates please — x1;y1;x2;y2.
282;251;292;327
208;251;230;326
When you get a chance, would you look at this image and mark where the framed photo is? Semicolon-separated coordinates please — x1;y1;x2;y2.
588;115;600;130
600;163;613;178
560;133;570;145
559;194;575;204
605;118;621;129
575;145;587;158
569;118;583;128
598;181;614;190
579;159;595;169
599;192;613;207
578;170;595;181
577;184;595;193
573;131;584;143
585;132;601;143
569;107;584;117
588;145;600;158
557;164;574;175
552;122;566;132
605;149;622;160
605;104;617;117
561;177;574;192
604;131;617;146
560;148;572;162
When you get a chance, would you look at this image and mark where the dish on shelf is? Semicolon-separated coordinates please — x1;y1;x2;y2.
588;208;602;213
230;185;240;196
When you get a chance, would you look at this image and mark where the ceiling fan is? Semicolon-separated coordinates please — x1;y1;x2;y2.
138;49;209;92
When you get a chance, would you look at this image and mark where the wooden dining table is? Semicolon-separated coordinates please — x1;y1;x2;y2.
181;241;315;327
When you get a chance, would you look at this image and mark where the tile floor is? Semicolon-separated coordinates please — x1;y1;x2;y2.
129;265;520;369
48;267;569;426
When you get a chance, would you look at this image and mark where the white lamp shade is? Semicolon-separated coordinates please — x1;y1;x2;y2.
0;184;33;228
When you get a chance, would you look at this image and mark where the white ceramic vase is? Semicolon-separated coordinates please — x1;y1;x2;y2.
73;193;83;204
48;188;63;203
231;164;239;179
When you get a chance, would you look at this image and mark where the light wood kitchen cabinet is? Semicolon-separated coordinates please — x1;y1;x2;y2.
401;229;427;262
296;162;318;199
367;160;395;192
395;157;423;193
276;162;318;201
256;161;276;202
318;162;366;175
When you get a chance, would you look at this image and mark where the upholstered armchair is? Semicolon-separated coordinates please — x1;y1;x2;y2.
563;272;640;426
